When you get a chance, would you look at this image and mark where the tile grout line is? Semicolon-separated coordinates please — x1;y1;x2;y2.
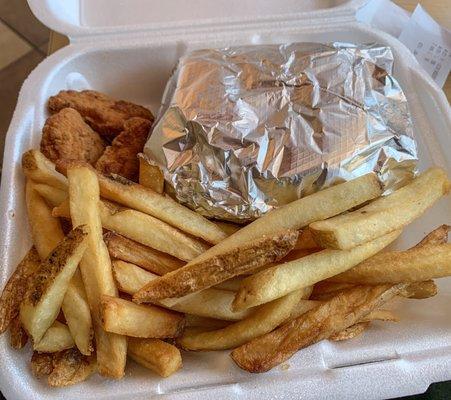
0;16;48;56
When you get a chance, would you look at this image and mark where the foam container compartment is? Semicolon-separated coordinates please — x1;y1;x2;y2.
0;0;450;399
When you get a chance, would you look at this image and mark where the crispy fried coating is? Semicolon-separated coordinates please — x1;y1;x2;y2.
95;117;151;180
41;108;105;165
48;90;153;139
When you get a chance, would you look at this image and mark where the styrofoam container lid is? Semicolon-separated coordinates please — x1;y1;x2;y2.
0;1;450;399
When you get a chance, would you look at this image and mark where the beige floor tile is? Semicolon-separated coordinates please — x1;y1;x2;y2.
0;20;31;70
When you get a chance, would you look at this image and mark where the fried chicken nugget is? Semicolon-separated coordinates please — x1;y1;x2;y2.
95;117;152;180
40;108;105;165
48;90;154;139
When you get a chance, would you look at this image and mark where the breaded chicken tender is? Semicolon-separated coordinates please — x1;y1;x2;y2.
48;90;154;140
95;117;151;181
40;108;105;164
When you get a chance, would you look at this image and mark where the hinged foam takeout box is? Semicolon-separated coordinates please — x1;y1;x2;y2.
0;0;450;399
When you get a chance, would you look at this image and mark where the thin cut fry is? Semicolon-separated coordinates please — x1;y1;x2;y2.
0;247;40;334
9;316;28;349
54;199;209;261
133;230;299;303
54;160;228;245
113;260;251;320
20;226;88;343
47;348;96;387
128;337;182;377
68;165;127;378
178;290;301;351
33;183;67;207
233;230;400;311
231;284;405;373
22;150;68;190
309;168;450;250
329;322;369;341
100;295;185;338
138;156;164;194
184;173;381;265
104;232;183;275
327;243;451;284
34;321;75;353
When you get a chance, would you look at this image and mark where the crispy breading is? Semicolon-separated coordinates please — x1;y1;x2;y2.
95;117;151;180
47;90;153;139
31;352;54;378
40;108;105;164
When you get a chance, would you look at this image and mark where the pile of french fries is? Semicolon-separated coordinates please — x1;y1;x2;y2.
0;147;450;387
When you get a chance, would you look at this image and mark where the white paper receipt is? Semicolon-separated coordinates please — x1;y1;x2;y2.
398;5;451;88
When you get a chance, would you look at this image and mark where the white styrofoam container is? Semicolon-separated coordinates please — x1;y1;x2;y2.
0;1;450;399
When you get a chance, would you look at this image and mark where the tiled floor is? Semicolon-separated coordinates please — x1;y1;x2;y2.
0;0;49;159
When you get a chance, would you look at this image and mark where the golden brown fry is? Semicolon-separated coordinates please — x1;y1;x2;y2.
68;165;127;378
139;155;164;193
413;225;450;248
22;150;68;190
288;300;322;319
47;348;97;387
309;168;450;250
33;183;67;208
31;352;54;378
113;260;251;320
231;284;404;373
128;338;182;378
9;316;28;349
95;171;227;245
178;290;300;351
62;270;94;355
185;173;381;265
294;229;320;251
311;281;355;300
0;247;40;334
400;280;438;299
214;277;244;291
54;198;209;261
101;295;185;338
133;230;298;303
329;322;369;341
362;309;399;323
20;226;89;343
233;230;400;311
105;232;183;275
215;221;241;236
327;243;451;284
34;321;75;353
185;315;231;330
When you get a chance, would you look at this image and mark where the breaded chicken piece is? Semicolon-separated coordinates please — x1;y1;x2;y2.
40;108;105;164
95;117;151;181
48;90;154;140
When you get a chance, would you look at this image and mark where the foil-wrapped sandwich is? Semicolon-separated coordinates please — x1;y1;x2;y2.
144;42;417;221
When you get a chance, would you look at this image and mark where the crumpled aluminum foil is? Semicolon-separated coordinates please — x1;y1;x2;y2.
144;42;417;221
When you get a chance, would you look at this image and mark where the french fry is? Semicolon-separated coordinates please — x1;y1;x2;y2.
185;173;381;265
33;183;67;207
104;232;183;275
399;280;438;299
178;290;301;351
413;224;450;248
133;230;299;303
20;226;88;343
31;352;54;378
54;199;209;261
100;295;185;338
233;230;400;311
56;160;228;245
294;229;320;251
215;221;241;236
311;281;355;300
362;309;399;322
329;322;369;341
185;315;231;330
138;156;164;194
214;277;244;291
309;168;450;250
9;316;28;349
0;247;40;334
62;270;94;355
112;260;251;320
34;321;75;353
327;243;451;284
25;182;93;356
47;348;97;387
128;338;182;378
231;284;405;372
288;300;322;319
67;166;127;378
22;150;68;190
